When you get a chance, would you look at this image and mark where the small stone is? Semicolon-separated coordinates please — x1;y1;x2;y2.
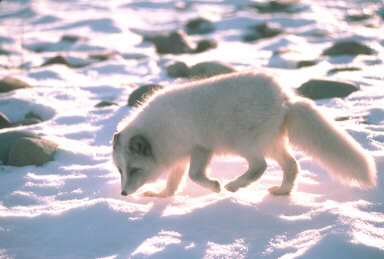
297;79;359;100
95;101;118;108
346;13;371;22
144;30;194;55
244;23;283;42
61;35;88;43
0;112;12;129
188;62;236;78
166;62;190;78
328;67;361;74
322;40;374;56
7;137;58;166
185;18;215;35
249;1;299;13
194;39;218;53
296;60;317;68
127;84;164;107
89;51;119;61
42;56;70;67
0;77;33;93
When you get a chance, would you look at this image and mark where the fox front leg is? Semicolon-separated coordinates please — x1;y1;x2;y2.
188;146;221;193
143;165;186;198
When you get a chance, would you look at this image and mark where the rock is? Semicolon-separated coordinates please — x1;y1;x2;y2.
7;137;58;166
0;77;33;93
0;48;11;55
296;79;359;100
0;131;41;164
185;18;214;35
89;51;119;62
0;112;12;129
327;67;361;74
61;34;88;43
41;55;90;68
243;23;283;42
188;62;236;78
322;40;374;56
143;30;194;54
166;62;190;78
194;39;218;53
296;60;317;68
95;101;118;108
346;13;371;22
127;84;164;107
249;1;300;13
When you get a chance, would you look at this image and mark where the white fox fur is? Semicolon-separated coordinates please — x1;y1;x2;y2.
112;71;376;197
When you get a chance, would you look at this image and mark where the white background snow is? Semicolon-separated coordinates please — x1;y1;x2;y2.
1;0;384;258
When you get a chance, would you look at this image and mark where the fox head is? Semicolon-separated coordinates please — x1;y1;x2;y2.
112;132;160;196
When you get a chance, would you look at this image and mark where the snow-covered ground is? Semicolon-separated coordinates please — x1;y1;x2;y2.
1;0;384;258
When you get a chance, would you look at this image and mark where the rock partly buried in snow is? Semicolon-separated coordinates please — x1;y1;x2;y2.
185;18;215;35
167;61;236;79
296;60;318;68
143;30;216;54
0;77;33;93
127;84;164;107
188;62;236;78
166;62;190;78
143;30;195;54
0;131;41;164
7;137;58;167
328;67;362;74
0;112;12;129
95;101;118;108
60;34;89;43
297;79;359;100
194;39;217;53
42;55;90;68
243;23;283;42
249;0;301;13
322;40;374;56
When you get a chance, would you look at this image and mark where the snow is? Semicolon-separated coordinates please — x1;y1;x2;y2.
1;0;384;258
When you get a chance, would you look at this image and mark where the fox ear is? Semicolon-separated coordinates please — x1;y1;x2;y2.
129;135;153;157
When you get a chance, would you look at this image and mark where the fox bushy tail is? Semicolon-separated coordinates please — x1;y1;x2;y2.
286;98;376;188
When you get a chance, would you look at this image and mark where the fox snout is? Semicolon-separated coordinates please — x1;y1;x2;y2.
121;190;128;196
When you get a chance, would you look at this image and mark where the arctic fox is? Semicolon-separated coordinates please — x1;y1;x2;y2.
112;71;376;197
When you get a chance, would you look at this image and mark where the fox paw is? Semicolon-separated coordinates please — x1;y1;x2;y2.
208;180;221;193
268;186;291;196
224;182;240;192
143;191;170;198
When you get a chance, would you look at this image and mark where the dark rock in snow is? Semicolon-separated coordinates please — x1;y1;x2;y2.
322;41;374;56
42;55;90;68
60;34;88;43
345;13;371;22
95;101;118;108
328;67;362;74
127;84;164;107
7;137;58;166
188;62;236;78
296;60;317;68
143;30;195;55
194;39;218;53
0;112;12;129
185;18;215;35
89;51;119;61
243;23;283;42
249;1;300;13
0;131;41;164
0;48;11;55
0;77;33;93
166;62;190;78
297;79;359;100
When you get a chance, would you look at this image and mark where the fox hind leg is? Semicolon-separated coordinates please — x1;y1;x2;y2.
225;158;267;192
269;147;298;195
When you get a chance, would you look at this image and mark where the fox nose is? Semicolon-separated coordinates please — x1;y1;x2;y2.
121;191;127;196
